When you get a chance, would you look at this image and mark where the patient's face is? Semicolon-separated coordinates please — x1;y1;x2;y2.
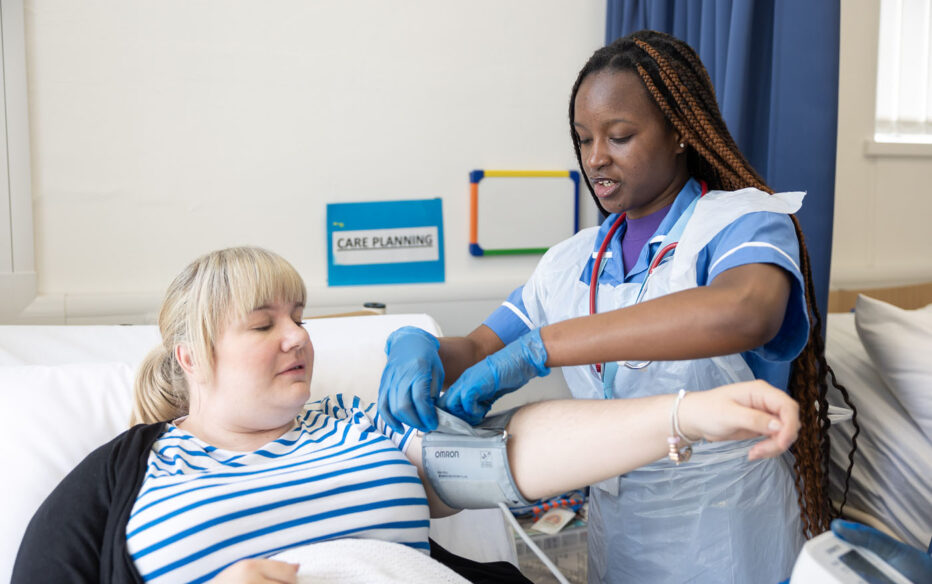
207;300;313;431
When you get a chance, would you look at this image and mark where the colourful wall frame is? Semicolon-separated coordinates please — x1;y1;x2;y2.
469;170;580;256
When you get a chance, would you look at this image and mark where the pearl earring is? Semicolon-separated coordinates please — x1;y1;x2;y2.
679;142;685;149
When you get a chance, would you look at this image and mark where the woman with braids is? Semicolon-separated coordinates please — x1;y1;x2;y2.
378;29;858;583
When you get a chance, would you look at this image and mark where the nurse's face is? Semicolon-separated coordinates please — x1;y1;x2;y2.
573;69;689;218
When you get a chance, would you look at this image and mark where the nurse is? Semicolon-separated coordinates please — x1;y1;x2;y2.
378;30;858;583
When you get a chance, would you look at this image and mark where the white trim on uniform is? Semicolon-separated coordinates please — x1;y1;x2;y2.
709;242;801;275
503;301;535;330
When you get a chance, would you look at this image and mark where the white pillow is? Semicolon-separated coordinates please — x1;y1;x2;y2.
825;312;932;549
0;362;134;584
0;315;444;406
855;295;932;442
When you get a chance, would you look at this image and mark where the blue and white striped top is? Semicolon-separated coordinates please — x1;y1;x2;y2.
126;394;427;583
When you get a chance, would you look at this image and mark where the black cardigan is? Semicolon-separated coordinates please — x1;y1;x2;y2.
12;423;531;584
12;423;163;583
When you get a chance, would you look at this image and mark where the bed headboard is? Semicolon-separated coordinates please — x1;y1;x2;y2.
828;281;932;312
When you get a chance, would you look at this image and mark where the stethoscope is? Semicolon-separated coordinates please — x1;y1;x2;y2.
589;180;708;392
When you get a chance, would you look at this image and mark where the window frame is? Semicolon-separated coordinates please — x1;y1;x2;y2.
0;0;37;320
870;0;932;156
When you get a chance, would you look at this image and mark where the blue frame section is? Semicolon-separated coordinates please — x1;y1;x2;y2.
468;170;580;257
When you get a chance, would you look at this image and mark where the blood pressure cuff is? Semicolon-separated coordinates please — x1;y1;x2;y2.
421;407;534;509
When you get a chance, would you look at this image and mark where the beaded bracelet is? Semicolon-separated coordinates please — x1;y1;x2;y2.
667;389;700;464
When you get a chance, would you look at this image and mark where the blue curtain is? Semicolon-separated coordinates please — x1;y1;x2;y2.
606;0;839;324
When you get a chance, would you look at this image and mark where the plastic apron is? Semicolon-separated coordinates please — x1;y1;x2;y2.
559;188;807;584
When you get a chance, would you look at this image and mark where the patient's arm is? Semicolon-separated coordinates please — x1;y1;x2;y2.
505;380;798;500
210;558;299;583
405;438;460;518
406;379;798;516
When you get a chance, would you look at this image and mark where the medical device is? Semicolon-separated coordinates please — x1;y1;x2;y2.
589;180;708;379
421;408;531;509
790;530;914;584
422;408;571;584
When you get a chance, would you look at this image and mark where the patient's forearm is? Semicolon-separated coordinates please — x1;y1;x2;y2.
505;397;673;501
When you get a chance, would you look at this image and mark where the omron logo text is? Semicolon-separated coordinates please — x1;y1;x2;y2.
434;450;460;458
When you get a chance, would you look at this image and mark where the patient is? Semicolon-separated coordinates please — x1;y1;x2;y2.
13;247;800;583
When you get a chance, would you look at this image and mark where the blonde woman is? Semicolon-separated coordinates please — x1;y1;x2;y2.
14;247;799;584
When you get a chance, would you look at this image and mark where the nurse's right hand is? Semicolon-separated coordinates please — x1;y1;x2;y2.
377;326;445;432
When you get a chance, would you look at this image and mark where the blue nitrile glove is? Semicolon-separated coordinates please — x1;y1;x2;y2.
831;519;932;583
377;326;445;433
438;328;550;425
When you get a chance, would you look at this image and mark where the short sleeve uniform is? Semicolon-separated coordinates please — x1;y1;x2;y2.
483;178;809;390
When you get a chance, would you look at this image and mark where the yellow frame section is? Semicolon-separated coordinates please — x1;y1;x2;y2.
482;170;571;178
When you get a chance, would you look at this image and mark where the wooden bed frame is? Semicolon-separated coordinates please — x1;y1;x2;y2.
827;281;932;313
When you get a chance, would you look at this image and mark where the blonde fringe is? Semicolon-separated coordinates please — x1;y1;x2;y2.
130;247;306;426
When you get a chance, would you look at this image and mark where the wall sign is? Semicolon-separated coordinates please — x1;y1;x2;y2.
469;170;580;256
327;199;444;286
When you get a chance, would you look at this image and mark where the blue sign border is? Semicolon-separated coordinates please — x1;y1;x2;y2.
327;199;445;286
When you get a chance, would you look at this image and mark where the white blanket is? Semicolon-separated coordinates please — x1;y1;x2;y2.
271;539;470;584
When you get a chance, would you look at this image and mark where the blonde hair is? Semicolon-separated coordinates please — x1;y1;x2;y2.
131;247;307;425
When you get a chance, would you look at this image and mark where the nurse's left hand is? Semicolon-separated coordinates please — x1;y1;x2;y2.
439;329;550;425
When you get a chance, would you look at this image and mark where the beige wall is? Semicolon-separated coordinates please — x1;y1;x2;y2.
832;0;932;289
18;0;606;324
15;0;930;326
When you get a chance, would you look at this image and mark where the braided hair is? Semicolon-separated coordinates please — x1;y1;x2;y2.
568;30;860;538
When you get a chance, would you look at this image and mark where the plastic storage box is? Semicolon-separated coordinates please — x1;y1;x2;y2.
512;524;588;584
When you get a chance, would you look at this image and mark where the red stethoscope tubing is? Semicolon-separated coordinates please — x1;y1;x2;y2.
588;213;625;321
589;181;708;374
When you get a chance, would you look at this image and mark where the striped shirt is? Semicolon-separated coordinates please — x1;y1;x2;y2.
126;394;427;583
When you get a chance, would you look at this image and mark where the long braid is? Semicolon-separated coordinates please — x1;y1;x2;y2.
634;65;723;183
569;29;860;539
789;216;833;534
634;41;748;183
790;215;862;533
671;42;725;125
632;38;771;192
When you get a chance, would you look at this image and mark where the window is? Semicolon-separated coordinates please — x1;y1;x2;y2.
875;0;932;143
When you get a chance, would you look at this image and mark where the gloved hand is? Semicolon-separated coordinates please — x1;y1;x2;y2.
438;328;550;425
377;326;445;432
831;519;932;583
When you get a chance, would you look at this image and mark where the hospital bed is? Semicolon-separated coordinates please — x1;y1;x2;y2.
825;283;932;551
0;314;516;584
3;293;929;583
